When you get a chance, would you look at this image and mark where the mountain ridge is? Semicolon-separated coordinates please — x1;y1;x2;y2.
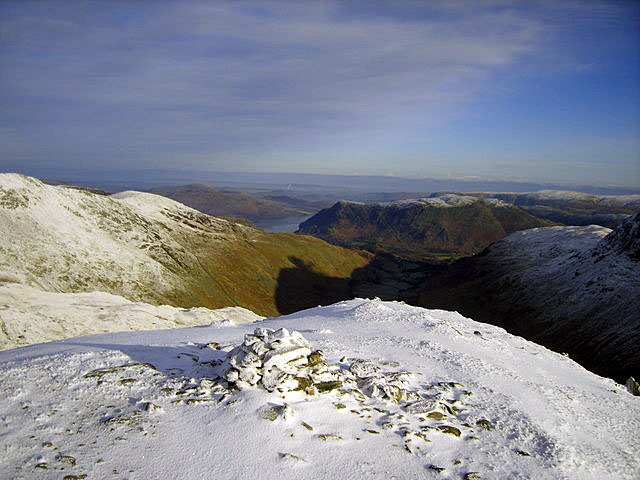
410;214;640;382
0;173;371;319
297;195;556;260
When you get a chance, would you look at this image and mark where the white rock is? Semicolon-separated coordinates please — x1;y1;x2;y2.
263;346;311;370
350;359;380;378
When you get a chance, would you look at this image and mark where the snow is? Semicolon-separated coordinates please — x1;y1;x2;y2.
477;221;640;368
525;190;640;208
0;173;251;305
1;298;638;479
381;194;510;209
0;283;262;350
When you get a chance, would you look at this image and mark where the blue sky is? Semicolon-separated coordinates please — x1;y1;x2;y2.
1;0;639;188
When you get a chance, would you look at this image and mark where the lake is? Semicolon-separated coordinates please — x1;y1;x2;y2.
254;215;313;233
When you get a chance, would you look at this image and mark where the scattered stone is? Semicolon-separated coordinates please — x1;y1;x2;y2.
515;449;531;456
259;403;294;422
428;465;446;472
55;454;76;466
316;381;342;393
301;422;314;431
404;398;440;414
464;473;481;479
279;452;307;463
427;411;446;419
437;425;461;437
35;462;47;469
139;402;162;412
315;434;343;441
364;429;379;434
476;419;493;431
350;359;380;378
63;475;87;480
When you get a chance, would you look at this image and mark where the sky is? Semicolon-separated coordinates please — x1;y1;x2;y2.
1;0;639;188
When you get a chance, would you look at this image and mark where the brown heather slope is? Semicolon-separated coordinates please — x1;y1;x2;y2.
0;174;371;318
148;184;310;223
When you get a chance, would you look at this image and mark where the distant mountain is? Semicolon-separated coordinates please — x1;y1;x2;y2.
297;194;555;260
147;184;314;223
478;190;640;228
409;213;640;382
41;178;112;196
0;174;371;337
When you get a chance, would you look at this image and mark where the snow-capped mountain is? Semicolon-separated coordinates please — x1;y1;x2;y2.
477;190;640;228
379;193;511;209
0;173;370;320
1;298;637;479
412;213;640;382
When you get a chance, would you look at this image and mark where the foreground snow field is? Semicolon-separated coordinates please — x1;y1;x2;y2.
1;298;637;480
0;283;262;350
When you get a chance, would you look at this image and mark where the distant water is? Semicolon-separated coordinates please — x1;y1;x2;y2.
255;215;313;233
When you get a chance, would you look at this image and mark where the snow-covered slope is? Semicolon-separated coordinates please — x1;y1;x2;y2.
0;283;262;350
414;213;640;381
0;173;371;317
0;298;637;479
0;173;245;302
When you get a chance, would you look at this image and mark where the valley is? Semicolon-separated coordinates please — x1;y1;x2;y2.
1;173;638;384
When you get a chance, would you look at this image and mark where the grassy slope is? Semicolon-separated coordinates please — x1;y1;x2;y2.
182;229;372;316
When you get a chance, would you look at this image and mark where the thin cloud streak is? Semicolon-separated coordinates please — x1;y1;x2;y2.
0;0;638;187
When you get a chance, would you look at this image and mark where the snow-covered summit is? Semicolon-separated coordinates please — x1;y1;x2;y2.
450;219;640;380
0;298;637;479
523;189;640;208
381;193;510;209
0;173;243;299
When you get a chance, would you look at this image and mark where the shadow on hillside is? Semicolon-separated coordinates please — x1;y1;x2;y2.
275;256;353;315
274;254;439;315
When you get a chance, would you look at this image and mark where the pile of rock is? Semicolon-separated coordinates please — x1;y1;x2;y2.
348;359;417;404
222;327;352;394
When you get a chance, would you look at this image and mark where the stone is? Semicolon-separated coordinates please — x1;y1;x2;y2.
315;381;342;393
625;377;640;396
476;419;493;431
259;403;294;422
349;359;380;378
